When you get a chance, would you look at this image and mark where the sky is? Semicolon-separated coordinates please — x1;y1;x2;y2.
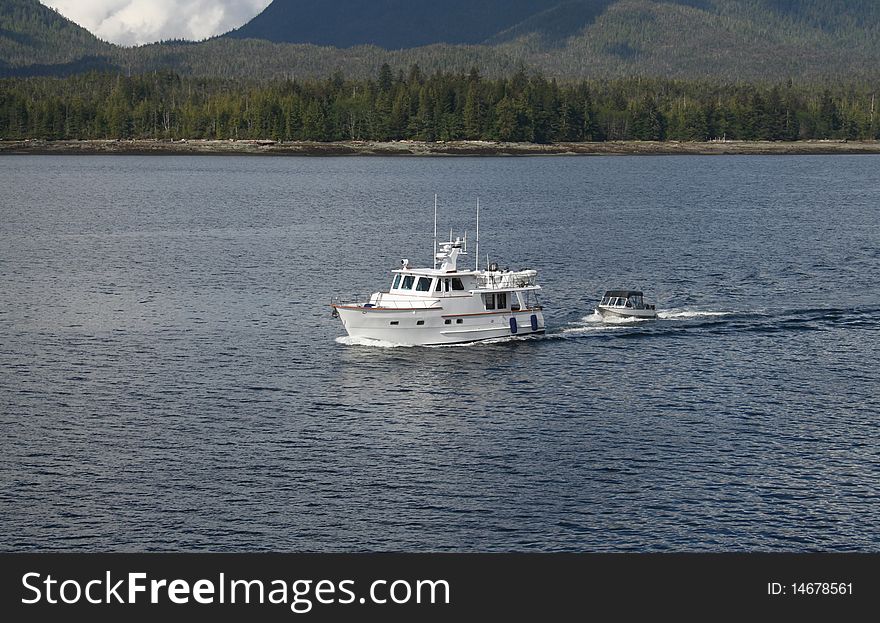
41;0;273;46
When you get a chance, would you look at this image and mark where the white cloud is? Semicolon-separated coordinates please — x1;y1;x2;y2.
41;0;272;46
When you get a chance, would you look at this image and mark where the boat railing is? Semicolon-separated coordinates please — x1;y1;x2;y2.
474;271;537;290
372;296;443;309
331;294;372;308
331;294;442;310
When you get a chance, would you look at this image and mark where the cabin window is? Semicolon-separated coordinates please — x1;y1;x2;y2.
401;275;415;290
451;278;465;291
416;320;425;325
456;318;463;324
416;277;432;292
482;293;507;310
435;279;442;291
392;274;401;289
444;319;451;325
390;321;399;325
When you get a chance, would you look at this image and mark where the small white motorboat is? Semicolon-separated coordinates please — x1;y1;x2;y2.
597;290;657;320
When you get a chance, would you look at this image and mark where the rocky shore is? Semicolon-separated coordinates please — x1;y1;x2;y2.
2;138;880;156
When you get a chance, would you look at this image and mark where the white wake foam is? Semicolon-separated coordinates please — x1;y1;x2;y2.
335;336;413;348
558;311;639;335
657;309;732;320
335;334;537;348
557;308;733;336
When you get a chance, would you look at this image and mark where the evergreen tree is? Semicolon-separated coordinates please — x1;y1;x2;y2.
816;91;841;138
302;99;327;140
630;96;665;140
463;81;484;138
680;102;708;140
378;63;393;94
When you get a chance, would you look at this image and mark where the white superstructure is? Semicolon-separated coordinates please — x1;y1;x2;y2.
332;227;545;346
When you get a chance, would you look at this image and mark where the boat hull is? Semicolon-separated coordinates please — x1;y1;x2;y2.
597;305;657;320
334;306;545;346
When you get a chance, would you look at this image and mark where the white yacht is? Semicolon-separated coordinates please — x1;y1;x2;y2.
597;290;657;320
332;211;545;345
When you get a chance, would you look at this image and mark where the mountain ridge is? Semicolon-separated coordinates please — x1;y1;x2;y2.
3;0;880;81
225;0;555;49
0;0;109;69
224;0;880;50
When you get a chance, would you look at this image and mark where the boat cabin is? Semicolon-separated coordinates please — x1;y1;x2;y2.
390;273;470;295
601;290;649;309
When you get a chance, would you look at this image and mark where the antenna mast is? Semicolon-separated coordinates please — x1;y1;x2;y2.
433;194;438;269
475;198;480;271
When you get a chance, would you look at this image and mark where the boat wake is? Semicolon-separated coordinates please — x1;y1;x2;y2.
429;334;544;348
558;308;731;335
336;306;879;347
553;305;880;341
335;334;540;349
335;336;414;348
656;309;733;320
558;311;641;335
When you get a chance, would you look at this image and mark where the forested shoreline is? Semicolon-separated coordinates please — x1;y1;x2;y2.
2;66;878;143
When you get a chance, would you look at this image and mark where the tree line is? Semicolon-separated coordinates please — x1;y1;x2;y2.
1;66;878;142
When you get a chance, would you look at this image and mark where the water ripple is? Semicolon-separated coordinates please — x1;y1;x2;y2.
1;154;879;552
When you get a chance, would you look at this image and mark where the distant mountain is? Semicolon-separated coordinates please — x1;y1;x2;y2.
225;0;658;48
224;0;880;50
3;0;880;82
487;1;617;45
225;0;554;49
0;0;112;74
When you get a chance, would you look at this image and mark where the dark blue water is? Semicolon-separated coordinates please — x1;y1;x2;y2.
1;154;878;551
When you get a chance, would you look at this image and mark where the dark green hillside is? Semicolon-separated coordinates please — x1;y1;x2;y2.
758;0;880;33
523;0;880;81
2;0;880;81
225;0;551;48
0;0;110;71
488;1;616;45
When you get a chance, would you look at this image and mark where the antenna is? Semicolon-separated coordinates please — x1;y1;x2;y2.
433;194;438;269
475;198;480;271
